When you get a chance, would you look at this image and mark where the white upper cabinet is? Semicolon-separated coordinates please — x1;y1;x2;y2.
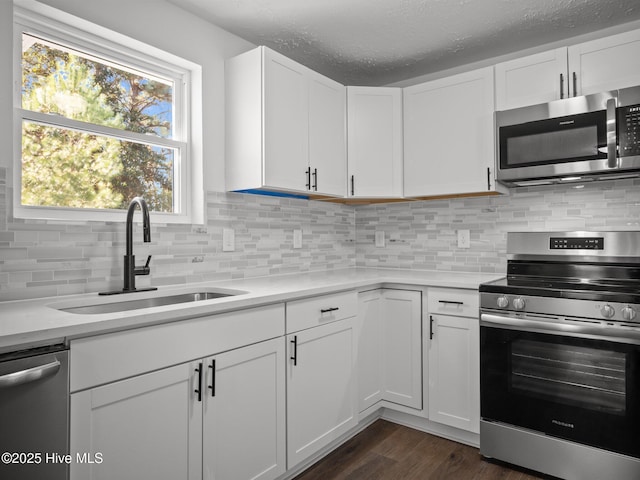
569;29;640;96
263;50;309;193
226;46;346;197
347;87;403;198
403;66;499;198
496;29;640;110
309;74;348;196
495;48;568;110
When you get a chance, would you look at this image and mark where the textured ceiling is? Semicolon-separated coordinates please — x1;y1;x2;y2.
171;0;640;86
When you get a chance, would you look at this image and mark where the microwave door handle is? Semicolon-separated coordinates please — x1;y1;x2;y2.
606;97;618;169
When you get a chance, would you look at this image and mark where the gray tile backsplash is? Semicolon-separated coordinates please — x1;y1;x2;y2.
0;174;355;301
1;164;640;302
356;178;640;274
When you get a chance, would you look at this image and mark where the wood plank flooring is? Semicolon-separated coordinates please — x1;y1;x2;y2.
294;420;551;480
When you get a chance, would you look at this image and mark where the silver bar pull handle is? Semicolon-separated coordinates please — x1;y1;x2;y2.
606;97;618;169
0;360;61;388
480;313;640;344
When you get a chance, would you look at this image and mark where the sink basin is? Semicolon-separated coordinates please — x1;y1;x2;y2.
58;291;241;315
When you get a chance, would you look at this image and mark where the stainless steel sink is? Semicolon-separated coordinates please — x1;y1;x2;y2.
59;291;239;315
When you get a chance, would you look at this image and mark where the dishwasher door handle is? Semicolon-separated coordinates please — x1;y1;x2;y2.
0;359;61;388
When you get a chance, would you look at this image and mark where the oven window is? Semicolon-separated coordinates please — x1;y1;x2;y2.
511;340;626;414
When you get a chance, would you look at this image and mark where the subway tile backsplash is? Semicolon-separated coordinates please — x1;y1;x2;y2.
1;164;640;302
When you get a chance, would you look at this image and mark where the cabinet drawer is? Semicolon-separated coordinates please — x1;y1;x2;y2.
71;304;285;392
427;287;479;318
286;291;357;333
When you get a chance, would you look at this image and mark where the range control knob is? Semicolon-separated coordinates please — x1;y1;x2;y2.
622;306;637;321
512;297;526;310
496;296;509;308
601;304;615;319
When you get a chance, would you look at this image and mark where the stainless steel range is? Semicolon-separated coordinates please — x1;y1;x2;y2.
479;231;640;480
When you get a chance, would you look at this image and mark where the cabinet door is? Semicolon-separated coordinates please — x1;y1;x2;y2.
70;362;202;480
403;67;495;198
382;289;422;409
287;318;357;468
569;29;640;97
203;338;286;480
495;48;568;110
263;48;309;193
309;73;347;196
347;87;403;198
357;290;384;412
428;314;479;433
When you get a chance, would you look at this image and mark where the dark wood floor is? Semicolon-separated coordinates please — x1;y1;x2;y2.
294;420;550;480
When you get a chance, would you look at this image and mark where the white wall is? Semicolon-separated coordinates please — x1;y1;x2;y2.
0;2;13;174
2;0;255;193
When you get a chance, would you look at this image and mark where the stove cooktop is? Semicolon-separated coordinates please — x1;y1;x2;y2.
480;276;640;304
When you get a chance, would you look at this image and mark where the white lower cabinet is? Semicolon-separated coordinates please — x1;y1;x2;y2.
70;361;202;480
286;317;357;469
203;338;286;480
69;284;482;479
357;290;384;411
357;288;422;412
427;288;480;434
70;337;286;480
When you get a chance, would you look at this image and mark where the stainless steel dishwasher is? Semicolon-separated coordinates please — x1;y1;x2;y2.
0;344;69;480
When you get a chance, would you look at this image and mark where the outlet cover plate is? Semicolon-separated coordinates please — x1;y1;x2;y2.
223;228;235;252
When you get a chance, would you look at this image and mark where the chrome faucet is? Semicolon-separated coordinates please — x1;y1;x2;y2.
100;196;157;295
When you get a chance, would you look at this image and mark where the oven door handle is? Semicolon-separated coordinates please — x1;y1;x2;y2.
480;312;640;344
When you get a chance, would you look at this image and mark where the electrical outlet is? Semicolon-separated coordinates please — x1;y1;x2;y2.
375;231;385;248
457;229;470;249
293;229;302;249
222;228;235;252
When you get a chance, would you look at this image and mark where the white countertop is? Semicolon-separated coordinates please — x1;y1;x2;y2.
0;267;503;353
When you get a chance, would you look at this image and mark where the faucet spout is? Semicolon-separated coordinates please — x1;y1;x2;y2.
126;197;151;256
99;197;157;295
122;197;156;293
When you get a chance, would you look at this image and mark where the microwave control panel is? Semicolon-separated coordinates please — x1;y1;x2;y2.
619;104;640;157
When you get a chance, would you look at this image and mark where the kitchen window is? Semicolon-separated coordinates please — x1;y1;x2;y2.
13;1;202;223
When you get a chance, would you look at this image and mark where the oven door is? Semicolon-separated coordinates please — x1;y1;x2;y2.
480;312;640;459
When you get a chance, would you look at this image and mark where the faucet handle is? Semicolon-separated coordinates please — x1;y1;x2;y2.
134;255;152;276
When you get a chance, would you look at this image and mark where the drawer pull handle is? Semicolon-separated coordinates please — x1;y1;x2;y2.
438;300;464;306
430;315;434;340
290;336;298;366
320;307;340;314
208;359;216;397
194;363;203;402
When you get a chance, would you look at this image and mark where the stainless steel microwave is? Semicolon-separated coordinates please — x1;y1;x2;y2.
496;85;640;186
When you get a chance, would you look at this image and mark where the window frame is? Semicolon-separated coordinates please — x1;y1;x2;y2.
13;0;202;224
